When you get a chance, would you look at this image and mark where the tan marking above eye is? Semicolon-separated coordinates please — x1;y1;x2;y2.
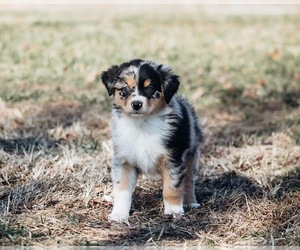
125;76;136;88
144;79;151;88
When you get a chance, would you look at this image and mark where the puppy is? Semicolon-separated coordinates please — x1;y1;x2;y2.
101;59;202;223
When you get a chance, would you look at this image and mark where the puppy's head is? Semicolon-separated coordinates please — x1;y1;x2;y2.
101;59;180;118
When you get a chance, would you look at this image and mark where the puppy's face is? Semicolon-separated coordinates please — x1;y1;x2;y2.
101;59;180;118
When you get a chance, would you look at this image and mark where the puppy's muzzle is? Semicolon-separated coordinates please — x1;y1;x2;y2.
131;101;143;111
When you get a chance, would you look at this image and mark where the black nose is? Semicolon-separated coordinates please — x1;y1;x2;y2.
131;101;143;110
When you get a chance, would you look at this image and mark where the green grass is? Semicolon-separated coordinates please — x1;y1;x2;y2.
1;10;299;110
0;218;30;242
0;6;299;246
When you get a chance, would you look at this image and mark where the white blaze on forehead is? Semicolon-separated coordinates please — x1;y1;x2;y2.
131;93;147;103
130;87;148;114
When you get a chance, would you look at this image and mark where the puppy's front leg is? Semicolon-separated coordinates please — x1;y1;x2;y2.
109;161;137;223
161;167;184;215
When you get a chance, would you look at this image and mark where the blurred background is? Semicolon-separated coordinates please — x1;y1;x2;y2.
0;2;299;246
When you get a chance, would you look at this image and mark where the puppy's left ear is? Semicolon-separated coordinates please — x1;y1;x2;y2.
157;64;180;104
101;65;122;96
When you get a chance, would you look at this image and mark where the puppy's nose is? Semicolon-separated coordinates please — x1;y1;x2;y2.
131;101;143;110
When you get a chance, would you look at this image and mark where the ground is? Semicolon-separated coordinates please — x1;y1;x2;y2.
0;5;299;247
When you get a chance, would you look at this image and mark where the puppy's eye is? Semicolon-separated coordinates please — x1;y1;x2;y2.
148;86;154;92
145;85;159;99
145;85;155;94
119;86;131;99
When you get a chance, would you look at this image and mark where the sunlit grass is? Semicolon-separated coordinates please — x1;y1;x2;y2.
1;10;299;108
0;7;299;246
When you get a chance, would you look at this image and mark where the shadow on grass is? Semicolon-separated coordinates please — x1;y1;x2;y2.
212;51;300;144
0;137;58;154
202;90;299;152
1;83;299;245
90;167;300;246
0;102;84;154
35;102;84;130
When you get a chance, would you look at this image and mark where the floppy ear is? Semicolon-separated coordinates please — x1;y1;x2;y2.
101;65;122;96
156;64;180;104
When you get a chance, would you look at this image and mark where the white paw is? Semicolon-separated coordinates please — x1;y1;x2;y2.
164;203;184;215
184;202;200;209
108;212;129;225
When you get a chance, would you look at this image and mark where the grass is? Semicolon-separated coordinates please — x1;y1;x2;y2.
0;5;299;246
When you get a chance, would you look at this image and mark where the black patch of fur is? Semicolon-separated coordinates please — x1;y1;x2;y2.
167;99;191;162
166;97;202;187
156;65;180;104
101;65;122;96
138;63;162;99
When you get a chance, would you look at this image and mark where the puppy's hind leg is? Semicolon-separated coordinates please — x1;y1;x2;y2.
183;152;200;209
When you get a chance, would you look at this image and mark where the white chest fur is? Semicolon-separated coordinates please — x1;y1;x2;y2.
112;113;170;174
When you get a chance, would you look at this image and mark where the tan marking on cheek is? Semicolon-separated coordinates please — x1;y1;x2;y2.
144;79;151;88
114;91;133;114
114;91;126;108
147;93;167;115
125;76;136;88
161;167;183;206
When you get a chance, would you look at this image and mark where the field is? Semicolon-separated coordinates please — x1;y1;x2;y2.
0;5;299;247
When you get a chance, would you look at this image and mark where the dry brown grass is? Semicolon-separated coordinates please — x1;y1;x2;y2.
0;6;300;247
0;97;299;246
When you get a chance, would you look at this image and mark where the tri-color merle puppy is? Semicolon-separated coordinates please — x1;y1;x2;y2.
101;59;202;223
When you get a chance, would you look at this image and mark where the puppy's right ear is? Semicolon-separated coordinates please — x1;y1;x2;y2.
101;65;121;96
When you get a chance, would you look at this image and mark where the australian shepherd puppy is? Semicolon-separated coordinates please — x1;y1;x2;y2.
101;59;202;223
